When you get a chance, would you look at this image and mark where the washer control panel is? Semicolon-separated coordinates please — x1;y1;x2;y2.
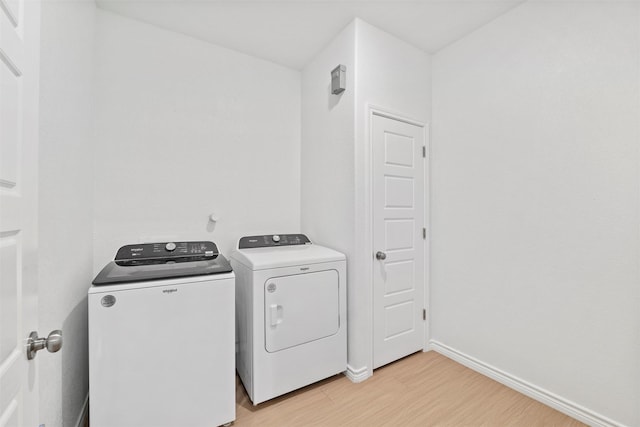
115;241;218;264
238;234;311;249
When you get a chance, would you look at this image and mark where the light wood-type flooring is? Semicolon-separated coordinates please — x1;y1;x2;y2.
234;351;585;426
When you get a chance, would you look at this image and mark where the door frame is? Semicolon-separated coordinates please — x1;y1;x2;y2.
364;105;430;376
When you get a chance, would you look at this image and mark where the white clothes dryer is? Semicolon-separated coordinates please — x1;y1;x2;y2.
230;234;346;405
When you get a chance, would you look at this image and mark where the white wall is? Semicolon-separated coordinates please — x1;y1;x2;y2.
92;10;301;271
301;18;430;378
300;19;357;370
301;21;355;256
38;0;96;425
431;2;640;426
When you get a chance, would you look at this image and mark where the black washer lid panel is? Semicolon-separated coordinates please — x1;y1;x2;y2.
238;234;311;249
92;254;233;286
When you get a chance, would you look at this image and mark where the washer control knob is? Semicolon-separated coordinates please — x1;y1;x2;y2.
165;242;177;252
272;235;281;243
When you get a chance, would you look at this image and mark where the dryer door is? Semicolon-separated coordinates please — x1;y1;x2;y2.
264;270;339;353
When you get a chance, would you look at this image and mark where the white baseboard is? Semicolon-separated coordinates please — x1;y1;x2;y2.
430;340;625;427
74;393;89;427
345;364;370;383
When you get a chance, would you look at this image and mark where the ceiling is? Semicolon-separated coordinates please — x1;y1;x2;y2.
96;0;525;70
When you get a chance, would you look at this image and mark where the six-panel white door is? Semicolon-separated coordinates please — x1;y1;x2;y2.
372;114;425;369
0;0;40;425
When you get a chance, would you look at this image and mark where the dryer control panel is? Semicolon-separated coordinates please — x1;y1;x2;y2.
238;234;311;249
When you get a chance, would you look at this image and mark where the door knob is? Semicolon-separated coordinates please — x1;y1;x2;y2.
26;330;63;360
375;251;387;260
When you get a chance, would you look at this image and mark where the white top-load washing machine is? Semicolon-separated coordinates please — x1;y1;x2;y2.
230;234;346;405
89;241;235;427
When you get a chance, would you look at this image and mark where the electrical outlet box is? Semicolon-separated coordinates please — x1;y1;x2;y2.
331;64;346;95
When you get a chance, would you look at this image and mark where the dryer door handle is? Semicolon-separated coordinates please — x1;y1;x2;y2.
269;304;283;327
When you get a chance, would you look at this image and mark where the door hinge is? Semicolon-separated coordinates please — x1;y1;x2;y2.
423;309;426;320
422;228;426;239
422;146;426;158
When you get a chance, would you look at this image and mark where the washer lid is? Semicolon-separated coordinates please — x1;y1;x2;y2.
92;255;233;285
231;244;345;270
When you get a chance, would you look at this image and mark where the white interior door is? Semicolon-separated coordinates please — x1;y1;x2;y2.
372;113;425;369
0;0;40;425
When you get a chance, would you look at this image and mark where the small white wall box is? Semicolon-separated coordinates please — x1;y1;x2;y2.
331;65;346;94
